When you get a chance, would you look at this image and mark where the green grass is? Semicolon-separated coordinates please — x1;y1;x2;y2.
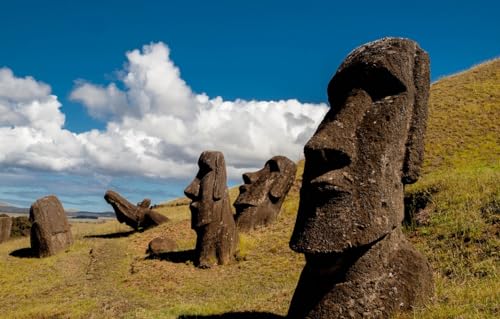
0;59;498;318
396;59;500;318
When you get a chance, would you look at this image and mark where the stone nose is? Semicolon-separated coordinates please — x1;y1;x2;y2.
184;179;200;200
303;144;352;182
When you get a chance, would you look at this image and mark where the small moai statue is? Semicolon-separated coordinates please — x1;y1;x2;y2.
234;156;296;232
30;195;73;257
287;37;434;318
184;151;238;268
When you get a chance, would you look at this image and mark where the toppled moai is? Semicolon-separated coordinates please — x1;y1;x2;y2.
184;151;238;268
0;214;12;243
30;195;73;257
104;190;169;230
234;156;296;232
288;38;434;318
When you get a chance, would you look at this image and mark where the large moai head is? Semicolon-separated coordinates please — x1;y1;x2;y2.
234;156;297;231
290;38;430;254
184;151;229;228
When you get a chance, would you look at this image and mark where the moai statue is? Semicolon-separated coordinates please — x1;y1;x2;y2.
234;156;297;232
30;195;73;257
0;215;12;243
288;38;434;318
104;190;169;230
184;151;238;268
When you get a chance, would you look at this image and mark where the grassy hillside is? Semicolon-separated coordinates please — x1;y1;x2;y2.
396;59;500;318
0;59;498;318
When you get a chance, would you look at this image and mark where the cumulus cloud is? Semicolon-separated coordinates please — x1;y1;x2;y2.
0;42;328;181
0;68;83;172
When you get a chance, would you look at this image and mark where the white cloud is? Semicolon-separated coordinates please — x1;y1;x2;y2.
0;42;328;181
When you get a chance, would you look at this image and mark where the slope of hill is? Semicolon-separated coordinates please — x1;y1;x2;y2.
0;60;498;318
398;58;499;318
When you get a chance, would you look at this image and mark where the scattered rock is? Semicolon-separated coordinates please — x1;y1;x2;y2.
234;156;296;232
30;195;73;257
147;237;177;256
184;151;238;268
104;190;169;230
288;38;434;318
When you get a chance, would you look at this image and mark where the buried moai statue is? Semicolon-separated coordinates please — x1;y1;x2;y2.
104;190;169;230
234;156;296;232
30;195;73;257
287;38;434;318
184;151;238;268
0;214;12;243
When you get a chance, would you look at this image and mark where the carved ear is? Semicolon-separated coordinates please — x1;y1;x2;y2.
270;159;296;200
213;152;227;200
402;48;430;184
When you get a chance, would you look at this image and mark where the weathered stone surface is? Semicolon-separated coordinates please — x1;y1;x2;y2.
234;156;296;232
288;38;433;318
184;151;238;268
288;229;433;318
30;195;73;257
104;190;169;230
147;237;178;255
0;215;12;243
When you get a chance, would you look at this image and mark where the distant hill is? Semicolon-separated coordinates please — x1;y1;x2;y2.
0;204;29;214
0;204;114;218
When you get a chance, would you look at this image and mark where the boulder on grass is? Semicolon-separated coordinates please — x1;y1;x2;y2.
30;195;73;258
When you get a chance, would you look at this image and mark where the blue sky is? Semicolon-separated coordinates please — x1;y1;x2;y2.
0;0;499;211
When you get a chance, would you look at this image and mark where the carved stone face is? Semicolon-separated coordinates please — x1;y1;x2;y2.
290;38;430;254
234;156;296;216
184;151;227;228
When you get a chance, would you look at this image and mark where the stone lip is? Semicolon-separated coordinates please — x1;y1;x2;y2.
104;190;169;230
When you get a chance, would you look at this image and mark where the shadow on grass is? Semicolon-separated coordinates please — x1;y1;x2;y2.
145;249;196;264
84;230;136;239
10;247;37;258
178;312;284;319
